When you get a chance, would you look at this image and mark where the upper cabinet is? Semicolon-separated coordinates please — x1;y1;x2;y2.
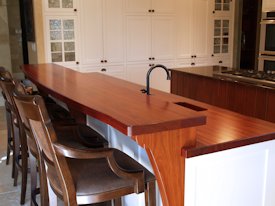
79;0;124;67
126;0;175;65
44;0;78;13
211;0;234;67
262;0;275;12
176;0;212;67
125;0;175;14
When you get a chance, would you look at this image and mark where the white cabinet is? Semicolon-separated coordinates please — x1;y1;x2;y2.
176;0;212;67
80;0;124;68
262;0;275;12
44;0;78;12
44;15;80;69
126;61;174;93
210;0;234;67
125;0;175;14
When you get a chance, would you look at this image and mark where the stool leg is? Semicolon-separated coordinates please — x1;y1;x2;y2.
13;124;20;187
30;153;38;206
6;110;12;165
145;181;156;206
20;145;28;204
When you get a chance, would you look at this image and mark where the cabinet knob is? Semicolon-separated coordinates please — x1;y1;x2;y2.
149;64;155;67
194;55;197;58
212;10;215;14
219;60;223;64
74;8;77;12
152;9;155;13
211;54;214;57
152;57;155;60
101;60;104;63
76;61;79;65
148;9;152;12
191;63;195;66
149;57;152;60
104;60;108;63
101;68;107;72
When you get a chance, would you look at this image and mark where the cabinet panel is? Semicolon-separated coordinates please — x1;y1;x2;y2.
176;0;192;59
80;0;103;65
152;0;176;14
125;0;151;14
126;16;151;62
151;16;175;61
192;0;212;58
104;0;124;64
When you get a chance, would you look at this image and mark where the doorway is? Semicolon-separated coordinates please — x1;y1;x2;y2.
239;0;262;70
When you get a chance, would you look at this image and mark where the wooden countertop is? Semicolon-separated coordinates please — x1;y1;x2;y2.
22;64;275;158
21;64;206;136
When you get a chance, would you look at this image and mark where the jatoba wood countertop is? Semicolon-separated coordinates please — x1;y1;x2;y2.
21;64;206;136
22;64;275;157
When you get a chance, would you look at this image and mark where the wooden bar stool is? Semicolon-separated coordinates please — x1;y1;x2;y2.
0;67;15;175
0;71;109;205
13;91;156;206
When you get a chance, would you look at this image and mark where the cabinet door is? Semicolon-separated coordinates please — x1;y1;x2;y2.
80;0;103;65
152;0;175;14
125;0;151;14
44;0;77;12
103;0;124;64
151;16;175;61
126;16;151;62
192;0;212;58
176;0;192;59
45;16;79;67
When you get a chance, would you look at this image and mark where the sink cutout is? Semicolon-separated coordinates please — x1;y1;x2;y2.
174;102;207;112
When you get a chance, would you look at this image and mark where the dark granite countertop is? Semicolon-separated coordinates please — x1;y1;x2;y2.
171;66;275;89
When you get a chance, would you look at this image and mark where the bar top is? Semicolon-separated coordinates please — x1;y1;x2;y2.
21;64;206;136
22;64;275;157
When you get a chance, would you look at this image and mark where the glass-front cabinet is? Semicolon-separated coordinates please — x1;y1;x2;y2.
45;16;79;68
214;0;230;12
45;0;77;12
213;19;229;54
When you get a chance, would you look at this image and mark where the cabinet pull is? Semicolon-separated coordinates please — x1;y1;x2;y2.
191;63;195;66
149;64;155;67
219;60;223;64
101;68;107;72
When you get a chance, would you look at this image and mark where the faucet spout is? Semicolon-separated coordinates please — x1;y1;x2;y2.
143;64;171;95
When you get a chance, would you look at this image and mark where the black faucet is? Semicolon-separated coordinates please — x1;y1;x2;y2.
141;64;171;95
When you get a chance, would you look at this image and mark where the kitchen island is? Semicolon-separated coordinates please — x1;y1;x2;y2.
22;64;275;206
171;66;275;123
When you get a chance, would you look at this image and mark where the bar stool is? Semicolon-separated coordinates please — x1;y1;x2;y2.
14;90;156;206
0;71;108;205
0;67;14;174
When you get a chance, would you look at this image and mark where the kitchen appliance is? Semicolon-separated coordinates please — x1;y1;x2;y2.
258;11;275;71
214;69;275;88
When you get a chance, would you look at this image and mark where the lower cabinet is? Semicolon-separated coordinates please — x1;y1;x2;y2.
185;139;275;206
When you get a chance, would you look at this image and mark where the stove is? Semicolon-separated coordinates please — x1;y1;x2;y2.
213;69;275;88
